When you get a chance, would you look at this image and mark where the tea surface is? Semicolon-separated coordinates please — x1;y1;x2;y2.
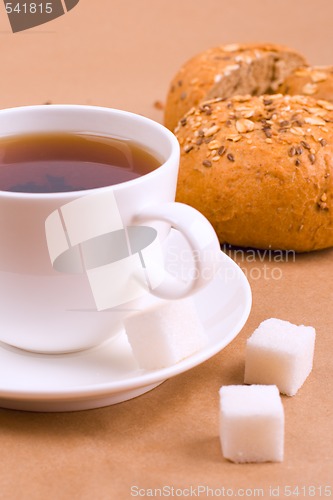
0;132;160;193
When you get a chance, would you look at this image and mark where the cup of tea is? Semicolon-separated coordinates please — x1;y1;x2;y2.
0;105;220;353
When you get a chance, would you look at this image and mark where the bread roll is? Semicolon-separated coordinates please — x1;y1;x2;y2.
278;66;333;103
165;43;307;131
175;94;333;252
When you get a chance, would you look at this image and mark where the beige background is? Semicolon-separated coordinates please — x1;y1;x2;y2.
1;0;333;121
0;1;332;498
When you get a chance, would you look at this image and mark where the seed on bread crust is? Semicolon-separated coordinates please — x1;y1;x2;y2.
175;94;333;252
278;66;333;105
165;43;307;131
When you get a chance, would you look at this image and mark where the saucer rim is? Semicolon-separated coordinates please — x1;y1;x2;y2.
0;234;252;408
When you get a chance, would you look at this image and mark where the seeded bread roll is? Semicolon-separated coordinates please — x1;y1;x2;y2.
278;66;333;103
164;43;307;131
175;94;333;252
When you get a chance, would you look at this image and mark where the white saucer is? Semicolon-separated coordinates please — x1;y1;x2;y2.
0;230;251;412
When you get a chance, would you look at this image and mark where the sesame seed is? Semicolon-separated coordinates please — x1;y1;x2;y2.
218;146;226;156
318;99;333;110
180;117;187;126
200;103;212;112
198;129;205;137
309;154;316;164
205;125;220;137
226;134;242;142
227;153;235;162
290;127;305;136
263;128;272;138
236;118;255;133
302;82;317;95
311;71;328;83
223;64;240;76
320;138;328;147
295;146;303;155
263;98;273;106
208;140;220;150
295;159;301;166
304;116;326;126
319;202;328;210
202;160;212;168
183;144;193;153
289;146;296;157
268;93;283;101
196;138;203;146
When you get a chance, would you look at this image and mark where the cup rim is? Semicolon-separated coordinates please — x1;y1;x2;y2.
0;104;180;200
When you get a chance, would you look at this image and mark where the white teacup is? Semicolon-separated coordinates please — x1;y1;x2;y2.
0;105;220;353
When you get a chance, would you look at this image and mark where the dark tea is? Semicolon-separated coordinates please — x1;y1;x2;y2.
0;132;161;193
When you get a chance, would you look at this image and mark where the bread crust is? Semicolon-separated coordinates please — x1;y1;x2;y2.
175;94;333;252
165;43;307;131
279;66;333;103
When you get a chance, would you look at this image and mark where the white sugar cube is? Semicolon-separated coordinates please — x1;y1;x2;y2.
219;385;284;463
244;318;316;396
124;298;207;370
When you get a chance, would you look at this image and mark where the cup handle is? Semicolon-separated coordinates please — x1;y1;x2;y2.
134;202;221;299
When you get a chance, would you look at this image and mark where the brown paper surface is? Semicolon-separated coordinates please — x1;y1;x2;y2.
0;1;332;498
